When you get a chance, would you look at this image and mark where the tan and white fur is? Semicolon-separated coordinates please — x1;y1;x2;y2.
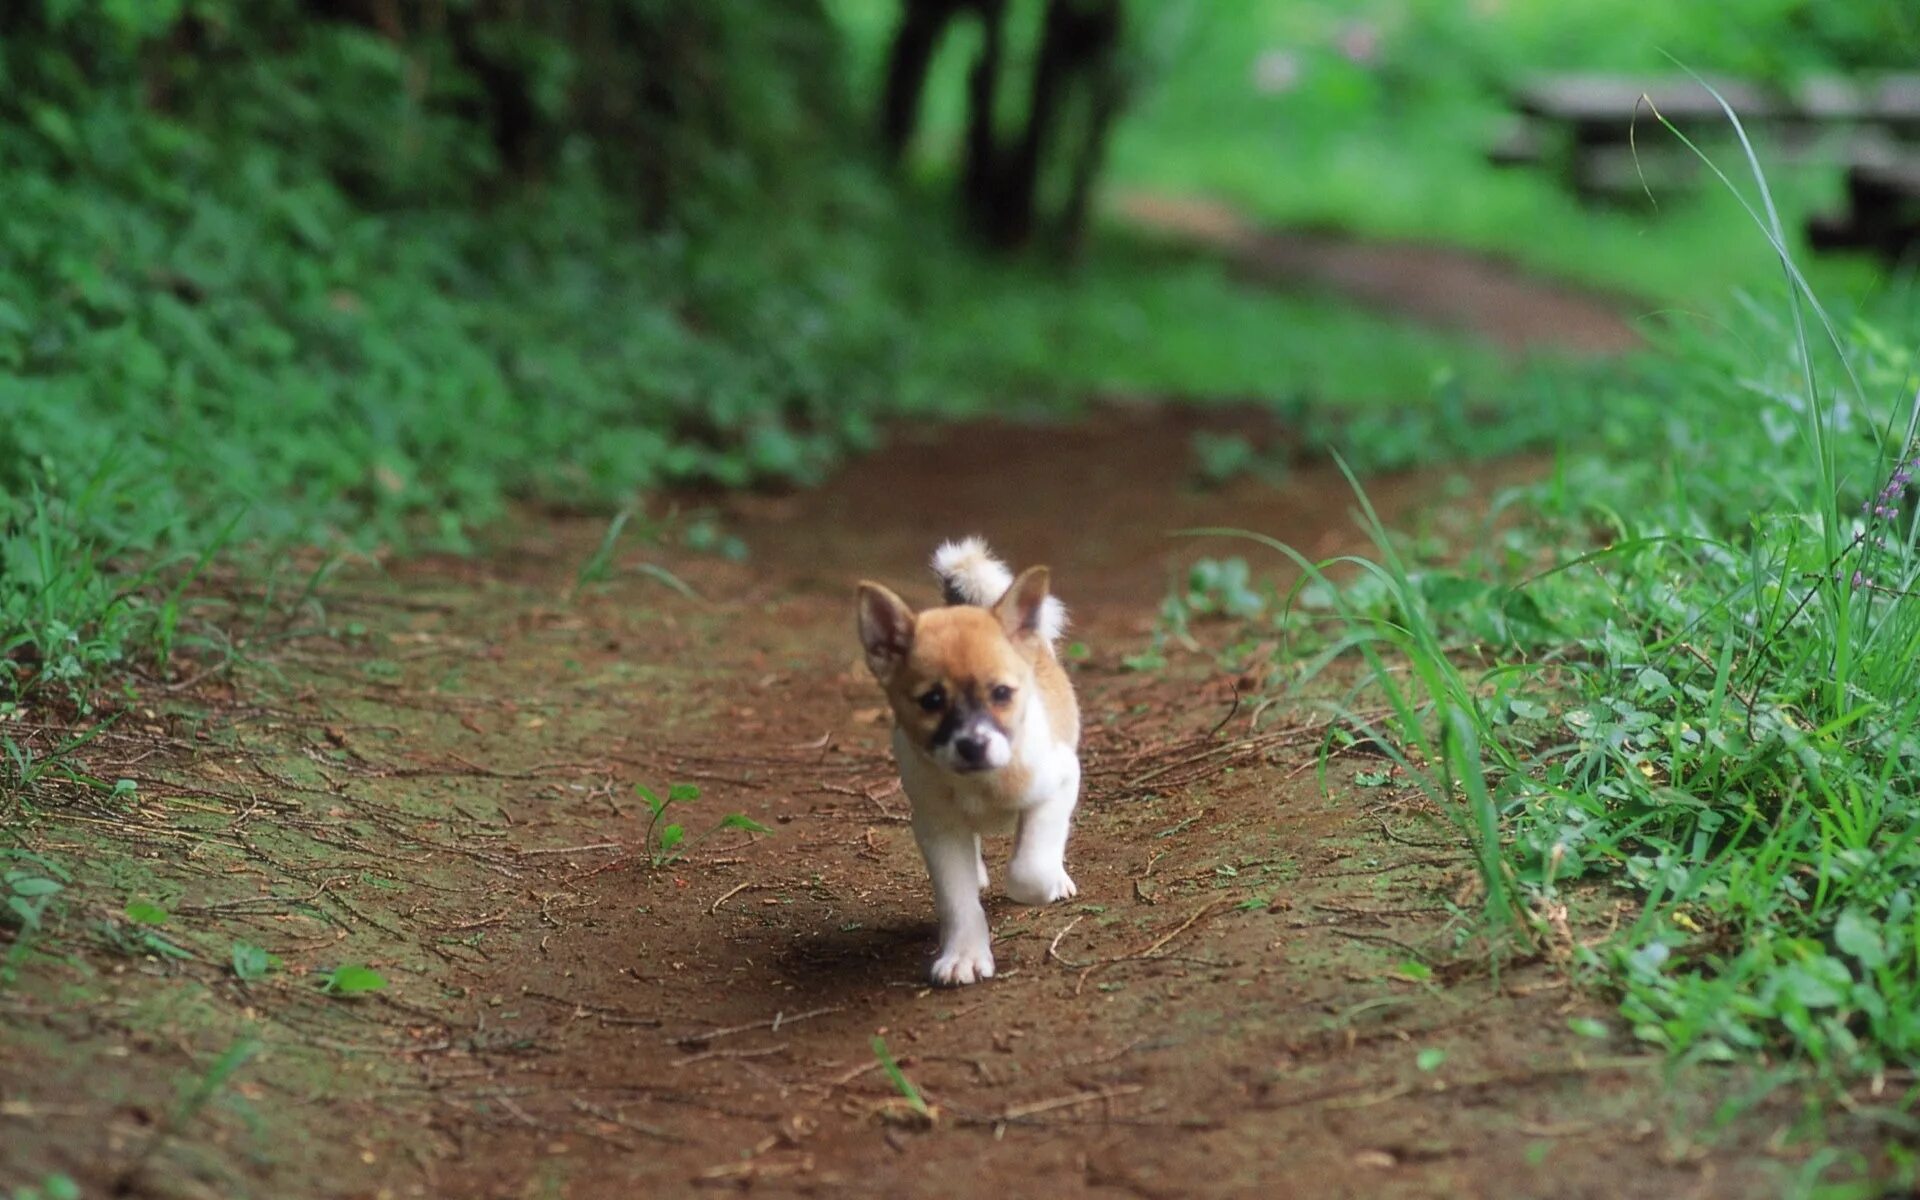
856;537;1080;985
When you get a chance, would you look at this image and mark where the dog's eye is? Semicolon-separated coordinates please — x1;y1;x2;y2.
918;687;945;712
990;684;1014;705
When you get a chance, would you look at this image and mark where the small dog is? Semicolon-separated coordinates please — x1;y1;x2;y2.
856;537;1082;985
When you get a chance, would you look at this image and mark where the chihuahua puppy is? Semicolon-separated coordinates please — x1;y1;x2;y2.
856;537;1081;985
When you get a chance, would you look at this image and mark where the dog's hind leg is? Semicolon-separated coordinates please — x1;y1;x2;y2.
1006;762;1080;906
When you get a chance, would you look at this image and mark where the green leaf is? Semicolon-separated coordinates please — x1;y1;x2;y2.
657;824;685;853
1393;959;1433;982
1834;907;1888;969
320;964;387;995
142;933;193;961
717;813;771;834
634;784;666;818
871;1035;929;1115
667;783;701;804
125;900;170;926
231;941;275;982
1416;1048;1446;1072
10;877;63;898
1566;1017;1609;1039
1779;958;1850;1009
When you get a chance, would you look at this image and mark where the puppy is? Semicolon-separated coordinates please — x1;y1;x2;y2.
855;537;1081;985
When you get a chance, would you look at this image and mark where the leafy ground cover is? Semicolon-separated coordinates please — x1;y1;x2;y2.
830;0;1902;304
1198;157;1920;1094
0;2;1532;713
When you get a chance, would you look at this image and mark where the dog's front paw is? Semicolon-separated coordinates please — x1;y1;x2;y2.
1006;865;1077;906
930;939;995;986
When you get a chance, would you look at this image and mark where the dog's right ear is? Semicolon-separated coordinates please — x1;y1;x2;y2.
856;582;915;681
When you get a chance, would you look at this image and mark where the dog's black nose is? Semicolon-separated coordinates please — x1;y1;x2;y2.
954;735;987;766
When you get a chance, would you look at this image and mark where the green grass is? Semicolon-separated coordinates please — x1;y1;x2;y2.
829;0;1903;305
1;3;1528;710
894;220;1515;414
1223;122;1920;1082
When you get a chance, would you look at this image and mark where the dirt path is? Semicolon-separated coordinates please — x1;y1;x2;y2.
1114;193;1643;355
6;405;1816;1199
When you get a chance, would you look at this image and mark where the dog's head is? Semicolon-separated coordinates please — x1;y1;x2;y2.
855;567;1053;774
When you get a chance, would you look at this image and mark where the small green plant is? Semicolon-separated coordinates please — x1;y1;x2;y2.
8;1174;80;1200
230;941;279;983
572;507;640;594
2;849;69;984
870;1035;931;1119
635;783;772;868
100;916;193;962
317;964;387;996
124;900;170;926
1182;557;1268;620
3;851;66;930
1190;431;1288;488
121;1035;261;1185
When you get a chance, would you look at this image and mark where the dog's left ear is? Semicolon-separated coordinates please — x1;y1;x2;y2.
856;582;916;681
993;566;1051;639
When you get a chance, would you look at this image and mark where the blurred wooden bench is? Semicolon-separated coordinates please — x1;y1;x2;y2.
1490;72;1920;260
1810;152;1920;261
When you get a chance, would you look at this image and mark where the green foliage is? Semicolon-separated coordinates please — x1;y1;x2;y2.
2;849;69;984
871;1034;931;1117
230;940;277;982
0;0;904;704
1084;0;1899;302
123;900;170;926
317;963;387;996
100;917;192;961
637;781;770;868
7;1174;80;1200
1262;238;1920;1072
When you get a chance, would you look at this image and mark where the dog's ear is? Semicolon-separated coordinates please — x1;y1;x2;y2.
856;582;916;680
993;566;1051;639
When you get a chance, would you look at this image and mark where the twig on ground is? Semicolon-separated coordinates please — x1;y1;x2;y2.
668;1005;843;1047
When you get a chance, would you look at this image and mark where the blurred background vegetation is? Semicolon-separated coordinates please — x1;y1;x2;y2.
0;0;1915;699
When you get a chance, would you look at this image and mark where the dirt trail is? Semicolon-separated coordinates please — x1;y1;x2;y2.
1114;193;1643;355
6;405;1813;1199
3;210;1806;1199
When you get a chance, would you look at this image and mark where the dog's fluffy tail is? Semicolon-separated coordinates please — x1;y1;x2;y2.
932;536;1067;644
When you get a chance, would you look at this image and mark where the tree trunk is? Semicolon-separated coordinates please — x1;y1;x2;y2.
882;0;970;161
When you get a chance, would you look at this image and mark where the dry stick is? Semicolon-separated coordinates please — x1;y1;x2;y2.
672;1045;789;1069
442;904;517;932
1073;899;1230;996
825;1060;882;1089
667;1005;843;1047
708;880;793;914
999;1084;1145;1122
175;876;347;916
1046;915;1086;967
520;989;662;1027
516;841;623;858
569;1097;683;1143
1120;728;1317;789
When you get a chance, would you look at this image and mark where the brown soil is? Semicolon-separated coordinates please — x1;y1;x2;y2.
1114;193;1644;356
2;406;1835;1199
